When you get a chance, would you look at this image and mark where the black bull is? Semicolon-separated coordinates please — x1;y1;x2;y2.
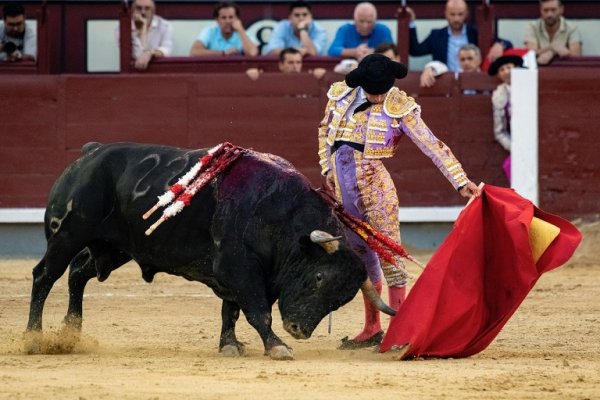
26;142;394;360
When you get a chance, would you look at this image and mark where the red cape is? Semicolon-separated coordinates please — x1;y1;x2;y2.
379;185;582;358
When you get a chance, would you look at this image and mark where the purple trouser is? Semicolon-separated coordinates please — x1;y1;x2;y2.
331;146;406;286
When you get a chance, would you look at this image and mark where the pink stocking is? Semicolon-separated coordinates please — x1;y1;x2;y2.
351;280;383;342
388;285;406;311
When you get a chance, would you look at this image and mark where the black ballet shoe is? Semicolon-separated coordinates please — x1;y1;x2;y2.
338;331;384;350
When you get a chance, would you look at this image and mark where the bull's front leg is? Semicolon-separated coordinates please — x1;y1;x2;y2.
242;304;294;360
214;250;293;360
219;299;245;357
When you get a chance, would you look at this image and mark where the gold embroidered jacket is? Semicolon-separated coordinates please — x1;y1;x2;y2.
318;81;470;190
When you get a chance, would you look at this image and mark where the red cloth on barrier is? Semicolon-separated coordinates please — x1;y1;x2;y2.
379;185;582;358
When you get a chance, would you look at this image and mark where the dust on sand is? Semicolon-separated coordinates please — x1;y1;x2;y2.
0;225;599;399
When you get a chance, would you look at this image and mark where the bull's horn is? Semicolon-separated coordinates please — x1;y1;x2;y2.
361;279;396;316
310;230;342;254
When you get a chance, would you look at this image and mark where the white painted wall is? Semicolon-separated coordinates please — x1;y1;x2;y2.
87;20;119;72
0;206;467;224
511;68;539;205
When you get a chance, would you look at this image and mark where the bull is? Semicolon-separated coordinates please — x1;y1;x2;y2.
25;142;394;360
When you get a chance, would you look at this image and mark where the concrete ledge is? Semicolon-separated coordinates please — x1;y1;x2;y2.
0;207;460;257
400;206;463;222
0;207;464;223
0;221;453;257
0;208;45;223
0;223;46;258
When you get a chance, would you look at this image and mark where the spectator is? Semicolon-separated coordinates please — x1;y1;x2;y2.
328;2;393;61
128;0;173;71
420;43;481;87
190;2;258;57
374;42;400;62
278;47;303;73
0;2;36;62
318;54;481;348
406;0;511;73
488;55;524;183
334;40;398;76
524;0;582;65
263;1;327;56
457;43;482;72
246;47;326;80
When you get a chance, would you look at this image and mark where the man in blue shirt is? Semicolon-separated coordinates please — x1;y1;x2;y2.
190;1;258;56
263;1;327;56
328;2;393;61
406;0;510;72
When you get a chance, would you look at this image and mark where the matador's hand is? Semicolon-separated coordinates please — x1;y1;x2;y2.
324;170;336;194
459;181;482;199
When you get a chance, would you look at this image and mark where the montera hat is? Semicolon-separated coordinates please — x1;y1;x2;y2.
488;55;524;76
345;54;408;95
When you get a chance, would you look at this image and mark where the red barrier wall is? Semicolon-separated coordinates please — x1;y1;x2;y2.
538;68;600;218
0;68;598;219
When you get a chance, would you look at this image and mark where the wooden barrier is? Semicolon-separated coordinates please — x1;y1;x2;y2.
538;68;600;218
141;56;342;74
2;67;598;219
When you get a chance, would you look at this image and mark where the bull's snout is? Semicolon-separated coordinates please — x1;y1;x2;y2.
283;321;310;339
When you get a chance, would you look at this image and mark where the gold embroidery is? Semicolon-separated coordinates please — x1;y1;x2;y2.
327;81;353;100
368;118;388;131
364;146;395;158
366;130;386;143
384;88;418;118
370;103;383;114
337;123;365;142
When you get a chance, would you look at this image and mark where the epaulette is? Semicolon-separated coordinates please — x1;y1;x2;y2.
327;81;353;100
383;87;419;118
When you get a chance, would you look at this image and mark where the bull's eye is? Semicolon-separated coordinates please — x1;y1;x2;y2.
315;272;323;288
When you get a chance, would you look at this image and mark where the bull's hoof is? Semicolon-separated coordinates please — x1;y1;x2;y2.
266;345;294;360
63;314;83;331
22;330;43;354
220;343;246;357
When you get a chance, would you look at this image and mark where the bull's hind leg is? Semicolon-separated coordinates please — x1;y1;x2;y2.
27;249;76;331
63;249;95;330
25;238;84;353
26;256;50;332
219;300;245;357
64;245;131;331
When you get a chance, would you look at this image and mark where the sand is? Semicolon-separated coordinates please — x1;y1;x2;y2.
1;228;599;399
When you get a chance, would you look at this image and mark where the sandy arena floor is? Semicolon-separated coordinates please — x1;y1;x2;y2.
1;223;599;399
